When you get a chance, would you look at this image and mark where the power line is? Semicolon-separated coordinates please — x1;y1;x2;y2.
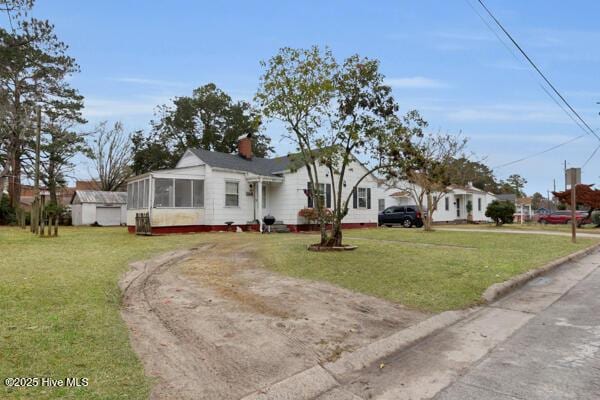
475;0;600;142
464;0;592;138
492;133;586;170
582;143;600;168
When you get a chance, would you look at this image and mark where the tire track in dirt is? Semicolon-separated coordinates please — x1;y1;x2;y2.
121;238;429;400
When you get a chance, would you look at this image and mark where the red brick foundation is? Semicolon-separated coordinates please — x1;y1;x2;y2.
127;222;376;235
127;224;259;235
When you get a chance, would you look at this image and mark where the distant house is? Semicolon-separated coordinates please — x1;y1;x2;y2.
380;182;498;223
71;190;127;226
125;134;381;234
496;194;534;222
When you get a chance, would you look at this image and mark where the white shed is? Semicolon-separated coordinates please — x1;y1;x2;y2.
70;190;127;226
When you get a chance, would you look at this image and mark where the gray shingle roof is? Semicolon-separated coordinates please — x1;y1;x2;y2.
71;190;127;204
496;194;517;202
189;148;301;176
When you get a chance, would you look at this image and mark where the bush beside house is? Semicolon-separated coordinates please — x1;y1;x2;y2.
485;200;516;226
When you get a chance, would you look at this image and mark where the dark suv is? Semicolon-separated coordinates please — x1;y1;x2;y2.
378;205;424;228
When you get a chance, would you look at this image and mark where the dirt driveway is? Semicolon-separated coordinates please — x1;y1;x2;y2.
120;238;428;399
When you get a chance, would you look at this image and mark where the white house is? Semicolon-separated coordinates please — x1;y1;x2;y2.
378;182;498;223
71;190;127;226
126;134;381;234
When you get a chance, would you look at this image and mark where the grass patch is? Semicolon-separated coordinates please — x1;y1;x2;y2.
0;227;210;400
256;228;597;312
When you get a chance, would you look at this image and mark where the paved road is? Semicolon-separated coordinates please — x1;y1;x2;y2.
436;257;600;399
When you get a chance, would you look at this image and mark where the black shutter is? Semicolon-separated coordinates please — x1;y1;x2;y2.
326;184;331;208
367;188;371;209
307;182;313;208
352;187;357;209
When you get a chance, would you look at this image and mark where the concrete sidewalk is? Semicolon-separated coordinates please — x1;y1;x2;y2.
437;227;600;238
313;250;600;400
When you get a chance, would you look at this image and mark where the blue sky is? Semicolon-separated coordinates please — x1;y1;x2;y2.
24;1;600;194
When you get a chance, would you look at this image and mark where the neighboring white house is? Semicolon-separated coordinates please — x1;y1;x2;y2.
496;194;534;222
71;190;127;226
378;182;498;223
125;134;381;234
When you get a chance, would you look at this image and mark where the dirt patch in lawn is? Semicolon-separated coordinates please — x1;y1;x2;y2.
120;239;429;400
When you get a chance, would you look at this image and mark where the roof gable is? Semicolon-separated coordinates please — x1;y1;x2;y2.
71;190;127;204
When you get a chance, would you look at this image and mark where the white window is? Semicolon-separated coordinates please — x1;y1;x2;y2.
154;178;173;207
225;181;239;207
378;199;385;212
175;179;192;207
193;180;204;208
358;187;367;208
318;183;326;207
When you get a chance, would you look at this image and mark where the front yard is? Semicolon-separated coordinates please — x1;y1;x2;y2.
0;226;596;399
257;228;596;311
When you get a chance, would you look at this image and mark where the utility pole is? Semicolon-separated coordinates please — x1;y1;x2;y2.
32;107;41;234
566;168;581;244
34;107;41;194
564;160;567;190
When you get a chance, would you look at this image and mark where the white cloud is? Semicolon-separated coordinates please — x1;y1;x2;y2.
83;95;171;118
386;77;448;89
109;77;186;87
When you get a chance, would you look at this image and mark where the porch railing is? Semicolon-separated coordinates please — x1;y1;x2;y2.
135;212;152;235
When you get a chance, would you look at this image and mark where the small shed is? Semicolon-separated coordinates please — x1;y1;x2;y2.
70;190;127;226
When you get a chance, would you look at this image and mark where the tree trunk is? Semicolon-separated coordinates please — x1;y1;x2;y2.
7;149;21;209
327;219;343;247
424;192;434;231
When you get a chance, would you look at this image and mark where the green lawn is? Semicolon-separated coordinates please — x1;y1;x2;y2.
257;228;598;312
0;226;596;399
0;227;210;400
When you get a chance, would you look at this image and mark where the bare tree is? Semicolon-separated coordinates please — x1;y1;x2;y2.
393;132;467;231
87;121;133;191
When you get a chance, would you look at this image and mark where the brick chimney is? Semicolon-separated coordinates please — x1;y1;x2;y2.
238;133;253;160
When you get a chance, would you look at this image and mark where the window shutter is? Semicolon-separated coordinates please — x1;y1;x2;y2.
307;182;313;208
326;184;331;208
367;188;371;209
352;187;357;209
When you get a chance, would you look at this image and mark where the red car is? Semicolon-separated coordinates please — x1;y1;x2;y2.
537;211;589;226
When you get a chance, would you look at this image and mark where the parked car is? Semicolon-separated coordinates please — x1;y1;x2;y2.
537;210;590;226
378;205;424;228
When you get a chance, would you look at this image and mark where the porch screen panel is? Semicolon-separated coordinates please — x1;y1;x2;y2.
175;179;192;207
154;178;173;207
139;180;145;208
143;179;149;208
127;183;133;208
193;180;204;207
133;181;139;209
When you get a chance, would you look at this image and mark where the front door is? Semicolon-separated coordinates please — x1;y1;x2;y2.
456;198;461;218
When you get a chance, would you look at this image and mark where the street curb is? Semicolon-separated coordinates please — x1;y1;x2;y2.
240;308;477;400
481;241;600;303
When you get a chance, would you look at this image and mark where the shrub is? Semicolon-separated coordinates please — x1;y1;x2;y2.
591;210;600;227
298;207;333;224
485;200;516;226
0;194;15;225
